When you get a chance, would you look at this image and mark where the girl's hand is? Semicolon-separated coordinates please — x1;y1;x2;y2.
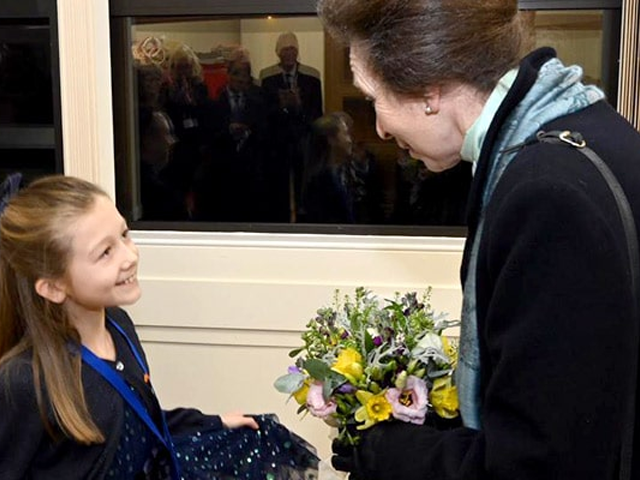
220;411;259;430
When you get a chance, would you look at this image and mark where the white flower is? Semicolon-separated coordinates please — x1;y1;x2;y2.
366;327;380;338
412;332;450;364
415;332;443;351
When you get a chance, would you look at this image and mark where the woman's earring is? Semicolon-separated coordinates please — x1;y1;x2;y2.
425;105;434;115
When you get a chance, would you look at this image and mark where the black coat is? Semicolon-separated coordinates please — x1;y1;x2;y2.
352;48;640;479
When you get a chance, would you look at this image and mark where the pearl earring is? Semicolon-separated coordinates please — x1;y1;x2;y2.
425;105;433;115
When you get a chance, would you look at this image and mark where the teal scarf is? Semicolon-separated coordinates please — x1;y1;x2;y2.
456;57;605;430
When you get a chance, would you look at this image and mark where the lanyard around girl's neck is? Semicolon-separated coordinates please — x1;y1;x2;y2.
80;316;181;480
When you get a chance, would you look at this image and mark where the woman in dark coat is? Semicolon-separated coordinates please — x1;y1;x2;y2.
318;0;640;478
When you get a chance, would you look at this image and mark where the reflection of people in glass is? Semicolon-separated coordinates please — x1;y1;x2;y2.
394;151;471;226
164;43;209;139
162;43;210;204
219;54;264;152
335;112;385;224
259;32;323;222
201;43;252;101
299;113;356;223
193;53;268;221
259;32;322;121
138;110;190;221
136;63;188;221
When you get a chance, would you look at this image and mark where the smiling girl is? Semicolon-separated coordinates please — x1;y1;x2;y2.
0;175;317;479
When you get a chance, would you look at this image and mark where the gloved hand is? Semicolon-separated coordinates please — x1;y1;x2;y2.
331;434;369;480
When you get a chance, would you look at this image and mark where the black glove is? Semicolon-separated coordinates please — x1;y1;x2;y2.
333;437;369;479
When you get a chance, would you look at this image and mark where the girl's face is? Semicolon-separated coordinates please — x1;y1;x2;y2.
60;195;140;320
349;43;463;172
330;119;353;157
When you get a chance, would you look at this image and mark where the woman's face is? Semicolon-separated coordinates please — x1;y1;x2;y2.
349;44;464;172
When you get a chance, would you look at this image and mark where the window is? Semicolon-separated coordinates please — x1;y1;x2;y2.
521;1;621;107
110;0;621;236
0;1;63;183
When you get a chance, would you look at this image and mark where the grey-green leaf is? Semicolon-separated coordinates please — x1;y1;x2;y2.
274;373;306;394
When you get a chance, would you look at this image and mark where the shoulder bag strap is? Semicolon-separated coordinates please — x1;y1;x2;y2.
536;130;639;480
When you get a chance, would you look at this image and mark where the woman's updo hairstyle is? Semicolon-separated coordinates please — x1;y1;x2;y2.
318;0;526;96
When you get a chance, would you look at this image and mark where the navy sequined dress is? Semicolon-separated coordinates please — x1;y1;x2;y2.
172;413;318;479
105;318;318;480
107;406;318;479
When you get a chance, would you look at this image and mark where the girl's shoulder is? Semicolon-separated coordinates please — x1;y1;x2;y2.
105;306;144;349
0;353;37;404
106;306;136;331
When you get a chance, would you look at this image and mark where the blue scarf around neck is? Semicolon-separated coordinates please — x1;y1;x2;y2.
456;57;605;430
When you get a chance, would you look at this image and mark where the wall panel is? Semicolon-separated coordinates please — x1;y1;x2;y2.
127;232;465;459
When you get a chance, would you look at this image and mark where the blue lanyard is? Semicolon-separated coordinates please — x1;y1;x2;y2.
80;316;181;480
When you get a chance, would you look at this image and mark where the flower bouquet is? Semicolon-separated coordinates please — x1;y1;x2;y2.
274;287;460;446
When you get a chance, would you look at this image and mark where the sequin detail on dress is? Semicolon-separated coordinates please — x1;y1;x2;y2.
172;414;318;479
107;402;158;478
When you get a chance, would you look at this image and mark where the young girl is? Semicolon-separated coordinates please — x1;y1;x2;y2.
0;174;318;479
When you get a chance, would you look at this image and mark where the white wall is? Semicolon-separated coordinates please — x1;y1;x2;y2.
126;231;464;459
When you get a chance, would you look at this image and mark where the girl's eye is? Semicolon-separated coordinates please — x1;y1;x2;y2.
100;246;112;259
364;96;375;104
122;228;130;239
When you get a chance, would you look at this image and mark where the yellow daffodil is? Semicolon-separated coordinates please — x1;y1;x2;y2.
429;376;459;419
331;348;364;383
292;381;310;405
354;390;392;429
442;336;458;365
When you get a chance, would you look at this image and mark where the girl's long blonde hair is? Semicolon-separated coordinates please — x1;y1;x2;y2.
0;175;110;444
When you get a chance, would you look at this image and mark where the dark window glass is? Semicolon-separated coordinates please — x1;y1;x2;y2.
111;15;472;234
110;2;620;235
0;21;53;125
0;16;61;180
0;148;57;183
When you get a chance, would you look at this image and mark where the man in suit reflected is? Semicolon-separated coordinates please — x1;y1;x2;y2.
193;55;269;222
259;32;323;222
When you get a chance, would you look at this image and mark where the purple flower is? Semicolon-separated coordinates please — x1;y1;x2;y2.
385;375;428;425
338;383;357;394
288;365;302;374
306;382;337;419
373;336;383;347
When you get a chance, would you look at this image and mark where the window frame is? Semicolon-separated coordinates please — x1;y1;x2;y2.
519;0;621;9
109;0;622;238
